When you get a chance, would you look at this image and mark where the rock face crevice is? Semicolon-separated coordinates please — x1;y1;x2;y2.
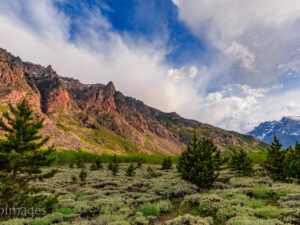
0;48;263;154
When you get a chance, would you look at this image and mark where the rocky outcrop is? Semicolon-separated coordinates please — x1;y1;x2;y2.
0;48;265;154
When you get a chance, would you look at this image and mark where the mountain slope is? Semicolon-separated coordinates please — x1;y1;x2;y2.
249;116;300;148
0;48;265;154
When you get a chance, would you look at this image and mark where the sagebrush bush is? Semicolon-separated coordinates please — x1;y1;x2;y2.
166;214;213;225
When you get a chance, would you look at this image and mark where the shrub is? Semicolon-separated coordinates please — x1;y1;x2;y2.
136;204;160;216
146;166;162;178
252;184;274;199
166;214;213;225
227;216;285;225
230;148;253;176
156;200;173;214
177;133;222;188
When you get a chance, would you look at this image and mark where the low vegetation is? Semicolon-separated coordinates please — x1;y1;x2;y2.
1;101;300;224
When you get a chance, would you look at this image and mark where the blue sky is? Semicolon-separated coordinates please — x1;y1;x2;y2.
1;0;300;133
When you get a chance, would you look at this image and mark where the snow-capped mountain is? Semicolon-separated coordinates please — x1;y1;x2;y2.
249;116;300;148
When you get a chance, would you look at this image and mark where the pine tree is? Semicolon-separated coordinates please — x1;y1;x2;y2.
167;156;172;169
126;163;136;177
108;160;114;170
95;159;103;169
0;100;57;215
177;133;222;189
111;163;118;176
162;157;172;170
161;157;169;170
136;162;142;168
90;163;97;171
79;170;87;183
76;158;85;168
264;135;287;182
71;175;77;184
108;155;119;176
284;142;300;183
230;148;253;176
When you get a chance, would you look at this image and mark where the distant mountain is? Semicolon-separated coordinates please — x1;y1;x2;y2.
249;116;300;148
0;48;266;154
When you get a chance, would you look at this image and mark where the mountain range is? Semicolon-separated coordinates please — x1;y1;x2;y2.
0;48;266;154
249;116;300;148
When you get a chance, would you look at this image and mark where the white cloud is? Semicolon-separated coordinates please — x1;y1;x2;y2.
1;0;300;134
173;0;300;85
225;41;256;70
167;66;198;82
0;0;201;114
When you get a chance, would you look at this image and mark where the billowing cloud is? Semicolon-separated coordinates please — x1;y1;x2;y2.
0;0;200;113
173;0;300;85
1;0;300;133
167;66;198;81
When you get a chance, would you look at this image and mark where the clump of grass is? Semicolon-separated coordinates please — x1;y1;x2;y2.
136;204;160;216
252;184;274;199
57;207;74;215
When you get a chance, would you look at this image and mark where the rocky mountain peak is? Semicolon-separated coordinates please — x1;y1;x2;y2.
0;47;265;154
249;117;300;147
104;81;116;98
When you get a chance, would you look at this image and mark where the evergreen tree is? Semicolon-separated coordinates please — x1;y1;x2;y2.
111;163;118;176
90;163;97;171
0;100;57;215
126;163;136;177
264;135;287;182
71;175;77;184
79;170;87;183
162;157;172;170
284;143;300;183
177;133;222;189
108;160;114;170
230;148;253;176
161;157;169;170
76;158;85;168
167;156;172;169
108;154;119;176
95;159;103;169
136;162;142;168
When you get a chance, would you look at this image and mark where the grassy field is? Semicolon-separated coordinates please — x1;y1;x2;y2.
3;162;300;225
